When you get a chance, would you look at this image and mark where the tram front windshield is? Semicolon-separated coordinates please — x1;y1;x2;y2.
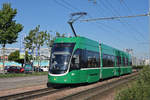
49;43;75;74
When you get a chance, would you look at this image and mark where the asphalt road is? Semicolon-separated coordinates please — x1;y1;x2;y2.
0;75;47;91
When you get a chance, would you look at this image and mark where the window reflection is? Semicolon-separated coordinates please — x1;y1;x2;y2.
49;43;75;74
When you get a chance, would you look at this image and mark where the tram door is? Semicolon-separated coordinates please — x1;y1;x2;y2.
70;50;81;83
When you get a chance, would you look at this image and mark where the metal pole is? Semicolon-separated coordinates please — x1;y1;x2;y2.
24;49;26;67
2;47;5;74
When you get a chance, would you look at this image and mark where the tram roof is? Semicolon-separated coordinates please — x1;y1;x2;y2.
54;36;131;57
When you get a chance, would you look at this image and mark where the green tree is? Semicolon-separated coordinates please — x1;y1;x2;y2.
8;50;19;61
45;33;53;48
0;3;23;72
45;33;53;60
45;31;65;48
24;28;36;51
55;32;65;38
33;25;48;71
45;32;66;48
24;25;48;71
45;32;66;54
50;32;66;45
8;50;29;67
24;26;37;66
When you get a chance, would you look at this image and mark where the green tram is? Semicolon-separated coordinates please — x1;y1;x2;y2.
47;36;132;86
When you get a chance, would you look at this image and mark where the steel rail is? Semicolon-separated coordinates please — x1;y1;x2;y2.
0;87;69;100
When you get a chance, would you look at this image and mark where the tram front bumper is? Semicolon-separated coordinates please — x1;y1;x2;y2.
48;74;71;84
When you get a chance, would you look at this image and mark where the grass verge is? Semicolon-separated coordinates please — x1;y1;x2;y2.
0;72;48;78
115;66;150;100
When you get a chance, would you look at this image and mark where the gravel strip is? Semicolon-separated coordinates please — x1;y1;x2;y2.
0;75;47;91
0;84;47;97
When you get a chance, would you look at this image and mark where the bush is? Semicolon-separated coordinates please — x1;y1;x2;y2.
132;65;147;70
115;66;150;100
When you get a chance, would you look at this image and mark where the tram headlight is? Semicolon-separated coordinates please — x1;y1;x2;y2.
71;73;75;76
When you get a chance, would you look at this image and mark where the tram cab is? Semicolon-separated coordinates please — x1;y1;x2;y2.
49;43;75;74
48;42;80;85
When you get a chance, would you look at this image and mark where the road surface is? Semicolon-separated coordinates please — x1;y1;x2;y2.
0;75;47;91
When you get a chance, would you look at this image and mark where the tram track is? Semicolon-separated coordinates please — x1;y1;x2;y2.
59;72;138;100
0;87;69;100
0;72;138;100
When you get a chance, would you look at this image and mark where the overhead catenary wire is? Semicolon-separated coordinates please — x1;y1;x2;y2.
53;0;74;12
61;0;81;11
81;13;148;42
86;1;136;44
119;0;135;15
90;0;142;42
106;0;147;41
95;0;147;42
55;0;140;44
118;0;148;41
118;0;144;25
94;0;148;53
73;0;129;43
85;3;128;43
87;0;139;42
80;13;149;22
53;0;146;44
53;0;117;43
120;1;149;57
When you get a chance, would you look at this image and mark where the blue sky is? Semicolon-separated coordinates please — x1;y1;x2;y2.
0;0;149;58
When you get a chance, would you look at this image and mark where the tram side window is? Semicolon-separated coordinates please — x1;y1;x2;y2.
103;54;115;67
125;58;128;66
71;49;100;69
111;56;115;66
86;51;100;68
126;58;129;66
123;57;125;66
117;56;121;66
79;49;86;68
70;49;100;69
129;60;132;66
80;50;100;68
